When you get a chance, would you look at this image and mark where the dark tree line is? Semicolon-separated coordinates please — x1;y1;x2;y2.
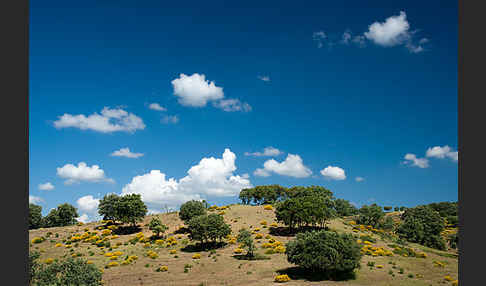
29;203;79;229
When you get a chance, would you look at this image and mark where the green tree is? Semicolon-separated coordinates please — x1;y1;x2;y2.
115;194;147;226
187;213;231;245
378;216;395;231
179;200;207;223
236;228;255;258
285;230;362;276
383;206;392;211
394;207;399;212
148;217;168;237
98;193;120;221
397;205;446;250
276;194;336;230
43;203;79;227
32;257;102;286
334;199;358;217
29;203;43;229
357;204;385;227
426;201;457;218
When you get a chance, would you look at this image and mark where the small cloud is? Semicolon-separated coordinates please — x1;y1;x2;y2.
320;166;346;180
253;168;271;177
426;145;458;162
38;182;54;191
255;154;312;178
213;99;252;112
258;75;271;82
171;73;224;107
57;162;115;185
245;146;282;157
355;177;365;182
161;115;179;124
403;153;429;168
313;31;327;48
76;195;100;214
29;195;44;204
110;147;144;158
148;103;167;111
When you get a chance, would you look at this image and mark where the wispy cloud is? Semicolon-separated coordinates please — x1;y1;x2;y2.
110;147;144;158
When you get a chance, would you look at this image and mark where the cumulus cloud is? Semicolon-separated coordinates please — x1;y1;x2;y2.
403;153;429;168
258;75;271;82
355;176;365;182
29;195;44;204
320;166;346;180
121;148;252;211
245;146;282;157
426;145;458;162
213;99;252;112
76;195;100;214
53;107;145;133
161;115;179;124
110;147;144;158
76;214;90;224
57;162;114;185
254;154;312;178
38;182;54;191
171;73;224;107
148;103;167;111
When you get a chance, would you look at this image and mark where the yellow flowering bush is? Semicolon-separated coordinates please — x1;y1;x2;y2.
169;250;177;255
107;261;119;267
144;242;151;248
113;251;123;256
31;237;45;244
104;252;113;257
233;248;243;254
86;260;93;264
274;246;286;253
44;258;54;264
109;256;118;260
376;265;383;269
192;253;201;259
128;255;138;261
147;250;158;259
55;243;63;247
218;211;226;215
263;205;273;210
274;274;291;283
158;265;168;272
444;275;454;282
155;239;164;246
255;233;263;239
260;220;267;225
121;260;130;265
270;222;278;227
452;280;458;286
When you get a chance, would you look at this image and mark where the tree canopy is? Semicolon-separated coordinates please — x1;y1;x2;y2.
29;203;43;230
187;213;231;245
179;200;207;223
114;194;148;226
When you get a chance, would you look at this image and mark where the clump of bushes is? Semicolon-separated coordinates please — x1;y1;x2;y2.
30;257;102;285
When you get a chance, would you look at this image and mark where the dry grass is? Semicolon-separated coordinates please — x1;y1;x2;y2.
29;204;458;286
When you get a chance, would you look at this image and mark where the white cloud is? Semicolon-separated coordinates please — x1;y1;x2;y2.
110;147;144;158
403;153;429;168
171;73;224;107
245;146;282;157
320;166;346;180
255;154;312;178
364;11;410;47
149;103;167;111
253;168;271;177
76;195;100;213
121;148;252;211
213;99;252;112
54;107;145;133
38;182;54;191
341;30;352;44
426;145;458;162
161;115;179;124
258;75;271;82
76;214;89;224
313;31;327;48
355;176;365;182
57;162;115;185
29;195;44;204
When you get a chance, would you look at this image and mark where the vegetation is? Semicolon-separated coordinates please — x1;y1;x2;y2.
275;194;335;230
187;213;231;245
239;185;289;205
31;257;102;286
43;203;79;228
29;204;43;230
334;199;358;217
236;229;255;258
285;230;362;277
179;200;207;223
98;193;120;221
148;217;168;237
397;205;446;250
356;204;385;227
112;194;147;226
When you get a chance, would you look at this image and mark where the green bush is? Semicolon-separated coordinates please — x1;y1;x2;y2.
397;205;446;250
148;217;168;237
356;204;384;227
179;200;207;223
187;213;231;244
285;230;362;275
31;257;102;286
236;229;255;258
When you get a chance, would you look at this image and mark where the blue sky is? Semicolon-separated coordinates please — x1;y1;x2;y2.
29;0;457;222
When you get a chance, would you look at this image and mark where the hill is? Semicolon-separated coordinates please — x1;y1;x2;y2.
29;204;458;286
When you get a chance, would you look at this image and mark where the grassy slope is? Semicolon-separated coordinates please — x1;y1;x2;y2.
29;205;458;286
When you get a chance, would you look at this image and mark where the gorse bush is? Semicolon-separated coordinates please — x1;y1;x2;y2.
179;200;207;223
285;230;362;276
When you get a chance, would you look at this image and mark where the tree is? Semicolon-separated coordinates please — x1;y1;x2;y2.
115;194;147;226
148;217;168;237
378;216;395;231
285;230;362;276
397;205;446;250
394;207;399;212
187;213;231;245
43;203;79;228
356;204;385;227
399;206;406;211
29;203;43;229
276;194;336;230
98;193;120;221
334;199;358;217
179;200;207;223
237;229;255;258
383;206;392;211
31;257;102;286
426;201;457;218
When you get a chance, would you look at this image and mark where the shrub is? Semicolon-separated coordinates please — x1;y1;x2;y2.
32;257;102;286
192;254;201;259
156;265;168;272
264;205;273;210
383;206;392;211
148;217;168;237
179;200;207;223
187;213;231;245
236;229;255;258
274;274;291;282
285;230;362;275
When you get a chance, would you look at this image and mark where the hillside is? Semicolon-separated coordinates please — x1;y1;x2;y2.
29;204;458;286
